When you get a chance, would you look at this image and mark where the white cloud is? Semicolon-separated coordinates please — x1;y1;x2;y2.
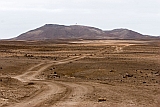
0;0;160;39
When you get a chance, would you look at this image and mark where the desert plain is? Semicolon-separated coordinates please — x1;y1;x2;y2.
0;39;160;107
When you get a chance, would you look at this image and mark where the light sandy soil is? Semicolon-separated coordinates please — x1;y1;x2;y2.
0;40;159;107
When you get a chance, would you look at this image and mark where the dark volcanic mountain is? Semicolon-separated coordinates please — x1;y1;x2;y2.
14;24;105;40
13;24;157;40
104;29;152;39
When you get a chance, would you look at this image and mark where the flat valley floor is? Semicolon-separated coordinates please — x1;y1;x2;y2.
0;40;160;107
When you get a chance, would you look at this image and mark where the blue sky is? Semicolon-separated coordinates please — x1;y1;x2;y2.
0;0;160;39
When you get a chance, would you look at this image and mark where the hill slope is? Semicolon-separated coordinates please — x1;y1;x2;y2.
104;29;152;39
13;24;158;40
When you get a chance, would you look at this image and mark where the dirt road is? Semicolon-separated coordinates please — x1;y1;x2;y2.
5;42;158;107
7;81;63;107
7;43;127;107
8;44;109;107
52;82;94;107
7;55;88;107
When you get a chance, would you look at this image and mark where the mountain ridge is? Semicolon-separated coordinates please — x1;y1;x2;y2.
12;24;159;40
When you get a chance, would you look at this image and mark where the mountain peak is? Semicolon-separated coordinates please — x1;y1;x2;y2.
43;24;66;27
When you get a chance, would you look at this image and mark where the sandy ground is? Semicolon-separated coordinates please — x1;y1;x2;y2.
0;40;159;107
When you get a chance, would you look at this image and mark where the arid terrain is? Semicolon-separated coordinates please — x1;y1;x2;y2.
0;40;159;107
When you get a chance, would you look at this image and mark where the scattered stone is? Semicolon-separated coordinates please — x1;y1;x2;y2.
110;70;114;72
140;71;143;73
68;77;75;79
98;98;106;102
123;73;133;78
155;71;159;74
24;54;34;57
47;73;60;79
27;82;35;85
155;74;159;76
50;68;55;70
127;73;133;77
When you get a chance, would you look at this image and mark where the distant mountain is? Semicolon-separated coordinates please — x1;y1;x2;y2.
12;24;158;40
13;24;105;40
104;29;153;39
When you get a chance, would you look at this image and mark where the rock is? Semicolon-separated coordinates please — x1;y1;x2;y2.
126;73;133;77
98;98;106;102
110;70;114;72
155;74;159;76
27;82;35;85
123;73;133;78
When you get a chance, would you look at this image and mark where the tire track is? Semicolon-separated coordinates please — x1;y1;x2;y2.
52;82;94;107
9;45;123;107
8;56;86;107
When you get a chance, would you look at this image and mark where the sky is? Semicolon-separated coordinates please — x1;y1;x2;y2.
0;0;160;39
